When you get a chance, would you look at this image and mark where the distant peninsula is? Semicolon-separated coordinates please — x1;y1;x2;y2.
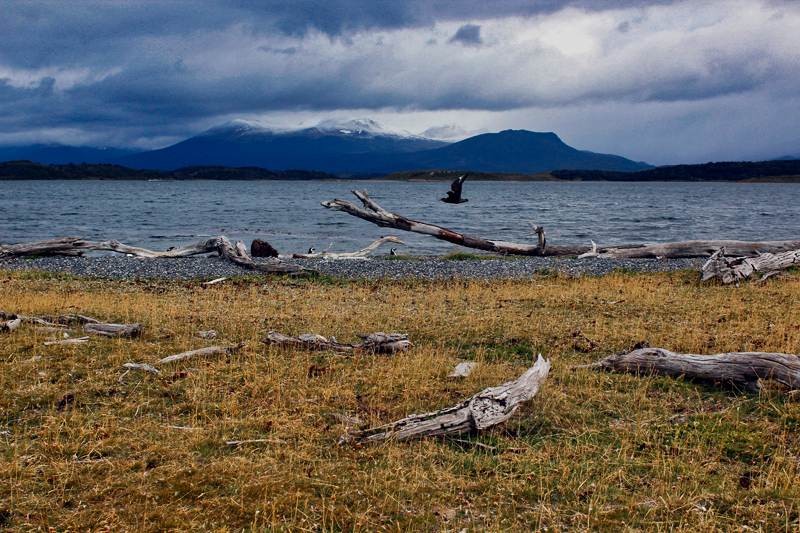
1;159;799;182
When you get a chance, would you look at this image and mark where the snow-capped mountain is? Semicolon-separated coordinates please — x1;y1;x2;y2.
107;118;449;171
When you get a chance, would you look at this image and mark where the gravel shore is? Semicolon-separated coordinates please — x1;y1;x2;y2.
1;255;705;280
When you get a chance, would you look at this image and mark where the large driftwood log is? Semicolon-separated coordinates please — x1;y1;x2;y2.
263;331;413;354
581;347;800;392
321;191;800;258
586;240;800;259
701;248;800;284
0;236;302;273
322;190;554;256
340;355;550;443
84;323;144;337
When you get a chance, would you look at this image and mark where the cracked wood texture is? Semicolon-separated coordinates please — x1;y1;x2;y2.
341;355;550;443
592;347;800;391
701;248;800;284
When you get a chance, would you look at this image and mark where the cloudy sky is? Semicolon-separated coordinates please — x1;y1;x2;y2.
2;0;799;165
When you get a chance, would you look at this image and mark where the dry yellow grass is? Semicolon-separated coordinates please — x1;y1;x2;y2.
1;269;799;532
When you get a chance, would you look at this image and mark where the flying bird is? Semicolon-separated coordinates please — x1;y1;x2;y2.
441;174;468;204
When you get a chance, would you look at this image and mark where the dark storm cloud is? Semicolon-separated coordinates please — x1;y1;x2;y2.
448;24;483;46
1;0;799;163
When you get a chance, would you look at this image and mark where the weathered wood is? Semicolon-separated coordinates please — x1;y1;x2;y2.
84;323;144;337
582;347;800;392
0;236;302;273
448;362;478;378
322;190;554;256
42;313;101;325
122;363;163;377
284;236;404;260
591;240;800;259
262;331;413;354
341;354;550;443
701;248;800;284
1;317;22;333
354;332;413;353
322;191;800;258
44;336;90;346
158;342;246;364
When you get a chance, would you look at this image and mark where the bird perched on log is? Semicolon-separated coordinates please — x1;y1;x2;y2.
441;174;468;204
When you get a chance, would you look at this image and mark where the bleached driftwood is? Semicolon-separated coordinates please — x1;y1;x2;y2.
120;363;163;383
322;191;800;258
85;323;144;337
284;236;405;259
44;336;90;346
341;355;550;444
322;190;554;256
158;342;246;364
1;317;22;333
262;331;413;354
701;248;800;284
448;362;478;378
225;439;287;446
586;240;800;259
0;236;302;273
579;347;800;392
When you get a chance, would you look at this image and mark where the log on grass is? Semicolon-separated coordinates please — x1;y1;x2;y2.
84;323;144;337
262;331;413;354
158;342;246;364
701;248;800;284
582;347;800;392
322;190;554;256
1;317;22;333
341;354;550;443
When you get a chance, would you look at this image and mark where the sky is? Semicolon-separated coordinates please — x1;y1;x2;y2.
2;0;799;166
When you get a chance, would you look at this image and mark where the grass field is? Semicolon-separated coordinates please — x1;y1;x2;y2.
1;269;799;532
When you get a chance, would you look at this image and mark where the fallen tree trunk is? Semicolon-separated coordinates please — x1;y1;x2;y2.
701;248;800;284
84;323;144;337
579;347;800;392
322;190;554;256
262;331;413;354
321;190;800;258
0;236;302;273
340;354;550;443
585;240;800;259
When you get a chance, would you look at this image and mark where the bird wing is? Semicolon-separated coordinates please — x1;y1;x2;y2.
450;174;467;194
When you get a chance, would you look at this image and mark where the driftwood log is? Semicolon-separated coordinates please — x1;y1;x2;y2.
322;190;553;256
701;248;800;284
85;323;144;337
1;317;22;333
284;236;405;260
0;236;302;274
263;331;413;354
157;342;246;364
1;311;143;338
322;190;800;259
340;355;550;443
580;347;800;392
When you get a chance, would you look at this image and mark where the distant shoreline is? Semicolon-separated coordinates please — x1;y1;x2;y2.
1;159;799;183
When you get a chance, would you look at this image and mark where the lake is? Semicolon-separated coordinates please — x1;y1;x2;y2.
1;180;798;257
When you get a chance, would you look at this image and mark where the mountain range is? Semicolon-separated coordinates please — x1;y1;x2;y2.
0;119;653;175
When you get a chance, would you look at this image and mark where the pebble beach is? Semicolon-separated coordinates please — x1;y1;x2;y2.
1;254;706;280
